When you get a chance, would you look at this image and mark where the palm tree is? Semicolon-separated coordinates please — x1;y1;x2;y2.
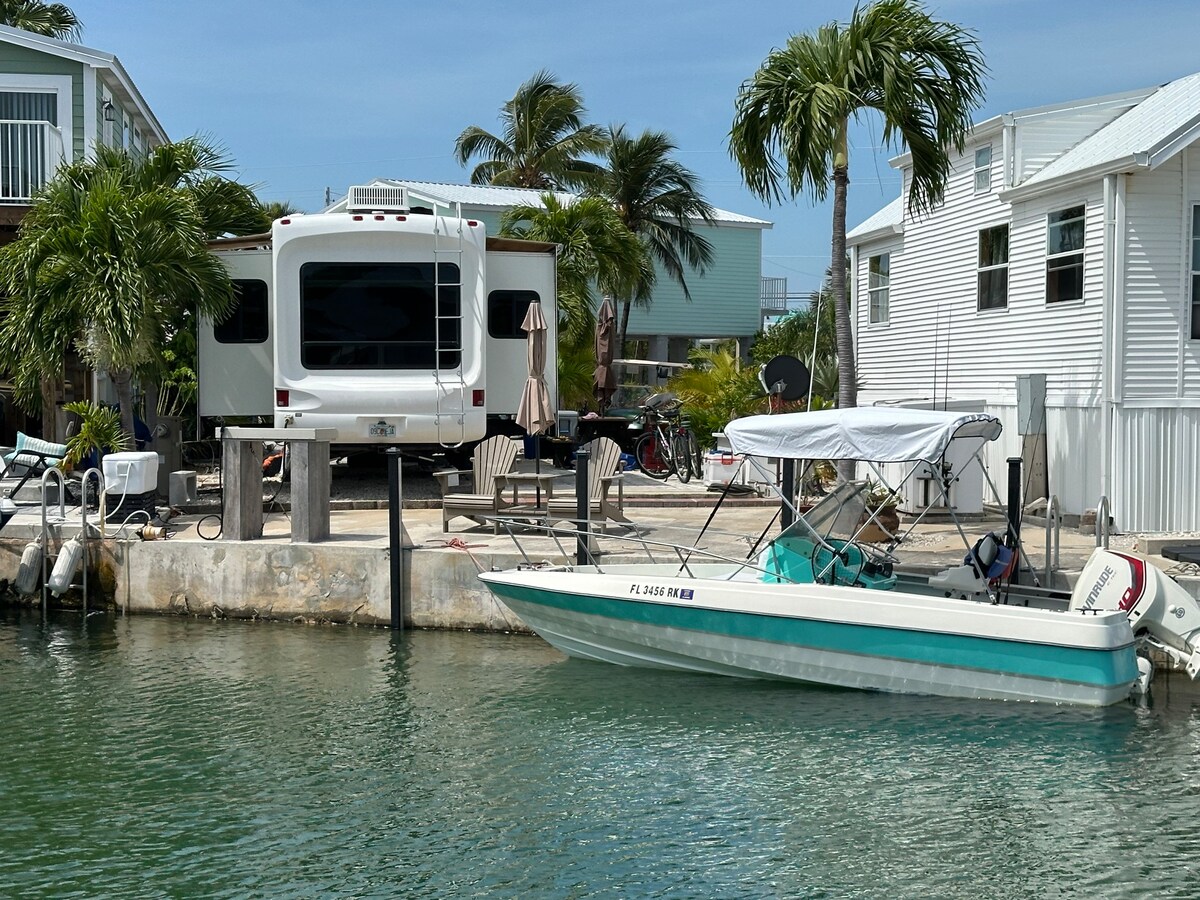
730;0;985;413
0;0;80;39
500;193;649;346
454;70;609;190
594;124;715;354
0;137;264;439
260;199;300;224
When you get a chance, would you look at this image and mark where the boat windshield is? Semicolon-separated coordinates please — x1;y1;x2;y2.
781;480;869;545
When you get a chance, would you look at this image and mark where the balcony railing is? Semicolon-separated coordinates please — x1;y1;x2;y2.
0;119;64;204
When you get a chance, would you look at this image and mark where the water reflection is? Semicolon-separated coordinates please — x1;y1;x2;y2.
2;610;1198;898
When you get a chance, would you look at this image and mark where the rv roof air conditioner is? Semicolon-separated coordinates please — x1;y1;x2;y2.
346;185;409;214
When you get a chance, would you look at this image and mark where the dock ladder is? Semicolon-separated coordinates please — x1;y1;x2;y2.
432;199;467;449
38;467;104;613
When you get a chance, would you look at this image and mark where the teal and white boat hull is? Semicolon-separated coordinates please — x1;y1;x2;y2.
479;565;1140;707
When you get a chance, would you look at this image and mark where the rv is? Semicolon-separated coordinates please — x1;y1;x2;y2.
199;186;558;457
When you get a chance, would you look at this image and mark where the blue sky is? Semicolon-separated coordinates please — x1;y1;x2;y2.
69;0;1200;299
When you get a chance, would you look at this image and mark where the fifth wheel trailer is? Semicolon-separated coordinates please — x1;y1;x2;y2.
198;188;557;456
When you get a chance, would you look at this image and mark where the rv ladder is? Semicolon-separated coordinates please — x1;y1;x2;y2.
432;202;467;448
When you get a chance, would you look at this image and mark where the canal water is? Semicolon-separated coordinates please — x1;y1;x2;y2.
2;610;1200;898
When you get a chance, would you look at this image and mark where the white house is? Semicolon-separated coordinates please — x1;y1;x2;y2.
847;72;1200;533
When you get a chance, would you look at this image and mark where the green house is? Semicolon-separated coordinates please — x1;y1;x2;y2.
337;179;772;364
0;23;167;240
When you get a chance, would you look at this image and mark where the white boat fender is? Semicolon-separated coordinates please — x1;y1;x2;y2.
15;542;42;595
48;536;84;597
1133;657;1154;697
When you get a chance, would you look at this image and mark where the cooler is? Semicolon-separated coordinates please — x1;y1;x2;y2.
703;450;744;488
102;451;160;518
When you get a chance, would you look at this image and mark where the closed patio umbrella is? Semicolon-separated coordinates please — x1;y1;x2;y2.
516;300;554;501
594;296;617;414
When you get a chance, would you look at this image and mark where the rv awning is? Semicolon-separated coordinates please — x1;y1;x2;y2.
724;407;1003;464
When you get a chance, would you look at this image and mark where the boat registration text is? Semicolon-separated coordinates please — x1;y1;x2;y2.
629;584;695;600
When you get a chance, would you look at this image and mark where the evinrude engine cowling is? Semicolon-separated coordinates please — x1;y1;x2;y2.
1069;548;1200;678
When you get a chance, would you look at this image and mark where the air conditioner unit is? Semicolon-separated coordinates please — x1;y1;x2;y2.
346;184;409;213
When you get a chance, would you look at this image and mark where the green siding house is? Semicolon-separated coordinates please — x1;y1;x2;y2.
336;179;771;362
0;23;167;236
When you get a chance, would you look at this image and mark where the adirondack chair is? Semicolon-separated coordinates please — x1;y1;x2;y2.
547;437;630;530
436;436;520;532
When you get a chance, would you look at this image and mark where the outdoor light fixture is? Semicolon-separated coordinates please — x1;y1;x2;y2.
102;99;114;122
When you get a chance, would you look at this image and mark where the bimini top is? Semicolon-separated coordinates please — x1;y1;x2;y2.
724;407;1003;464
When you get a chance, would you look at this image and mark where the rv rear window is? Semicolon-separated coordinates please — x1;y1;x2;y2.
299;261;461;369
488;290;540;339
215;279;269;344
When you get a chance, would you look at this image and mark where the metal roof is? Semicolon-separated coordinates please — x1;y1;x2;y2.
847;196;904;242
1014;71;1200;192
364;179;771;227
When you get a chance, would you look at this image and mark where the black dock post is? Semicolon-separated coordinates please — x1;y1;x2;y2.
387;448;404;630
575;445;590;566
781;458;795;530
1006;456;1022;585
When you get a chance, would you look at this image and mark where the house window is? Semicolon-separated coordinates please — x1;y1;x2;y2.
215;279;269;344
977;224;1009;311
1191;206;1200;340
974;146;992;194
1047;205;1085;303
868;253;890;324
488;290;539;339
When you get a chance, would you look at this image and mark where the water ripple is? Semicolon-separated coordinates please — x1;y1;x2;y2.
2;609;1199;897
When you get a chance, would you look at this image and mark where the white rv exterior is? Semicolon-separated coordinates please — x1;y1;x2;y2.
199;204;557;450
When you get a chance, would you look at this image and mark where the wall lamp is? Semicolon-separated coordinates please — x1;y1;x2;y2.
102;99;114;122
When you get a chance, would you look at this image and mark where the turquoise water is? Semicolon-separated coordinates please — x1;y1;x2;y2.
2;611;1200;898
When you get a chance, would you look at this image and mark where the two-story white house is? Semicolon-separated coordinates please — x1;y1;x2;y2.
847;72;1200;533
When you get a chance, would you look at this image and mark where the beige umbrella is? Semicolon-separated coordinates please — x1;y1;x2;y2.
594;296;617;414
516;300;554;499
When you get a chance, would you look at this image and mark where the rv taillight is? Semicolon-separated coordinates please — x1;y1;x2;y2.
472;390;485;407
352;215;363;221
279;218;291;225
395;215;406;221
374;215;384;221
468;220;478;227
276;389;289;408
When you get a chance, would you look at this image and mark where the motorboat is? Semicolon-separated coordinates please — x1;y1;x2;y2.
479;408;1200;706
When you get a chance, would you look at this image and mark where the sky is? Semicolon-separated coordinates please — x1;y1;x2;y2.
66;0;1200;300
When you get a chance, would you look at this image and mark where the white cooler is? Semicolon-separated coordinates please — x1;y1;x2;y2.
703;450;744;488
102;451;160;516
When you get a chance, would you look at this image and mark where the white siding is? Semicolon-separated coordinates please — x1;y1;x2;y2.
856;144;1104;408
1122;157;1186;399
1113;407;1200;531
1185;147;1200;395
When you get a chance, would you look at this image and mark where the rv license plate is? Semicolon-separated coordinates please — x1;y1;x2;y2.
368;422;396;438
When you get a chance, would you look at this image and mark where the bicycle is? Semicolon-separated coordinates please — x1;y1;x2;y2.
634;394;702;483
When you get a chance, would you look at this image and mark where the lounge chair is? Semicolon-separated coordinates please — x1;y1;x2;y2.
547;437;630;530
436;436;520;532
0;432;69;499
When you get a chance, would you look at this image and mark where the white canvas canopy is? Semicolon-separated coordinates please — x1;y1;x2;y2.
724;407;1002;464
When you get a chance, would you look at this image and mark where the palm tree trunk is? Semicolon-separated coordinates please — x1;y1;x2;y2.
831;121;856;482
617;297;631;363
39;376;57;442
110;368;136;444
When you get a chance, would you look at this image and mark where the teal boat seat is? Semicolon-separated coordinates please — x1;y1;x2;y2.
761;536;896;590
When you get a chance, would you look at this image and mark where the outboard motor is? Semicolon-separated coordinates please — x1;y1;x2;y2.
1070;548;1200;678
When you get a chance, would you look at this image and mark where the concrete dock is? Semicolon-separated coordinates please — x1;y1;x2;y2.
0;458;1197;631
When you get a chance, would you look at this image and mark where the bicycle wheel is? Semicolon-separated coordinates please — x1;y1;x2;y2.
686;430;703;479
672;432;691;483
635;432;672;480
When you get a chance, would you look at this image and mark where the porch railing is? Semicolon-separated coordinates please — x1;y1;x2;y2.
0;120;64;203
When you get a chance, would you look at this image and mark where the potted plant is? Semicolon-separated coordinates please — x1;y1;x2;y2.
63;400;132;471
860;480;901;542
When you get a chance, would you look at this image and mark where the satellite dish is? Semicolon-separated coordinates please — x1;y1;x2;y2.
759;355;811;402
